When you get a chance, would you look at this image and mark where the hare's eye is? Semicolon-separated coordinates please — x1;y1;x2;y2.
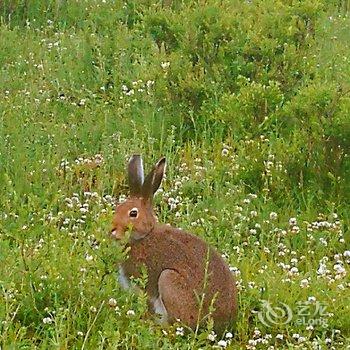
129;208;138;218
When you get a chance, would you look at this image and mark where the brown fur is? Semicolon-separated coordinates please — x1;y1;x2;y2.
111;156;237;334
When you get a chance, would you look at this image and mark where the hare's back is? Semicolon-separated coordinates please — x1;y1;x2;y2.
153;226;237;330
152;226;234;286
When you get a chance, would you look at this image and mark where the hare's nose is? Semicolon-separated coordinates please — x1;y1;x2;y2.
110;228;123;239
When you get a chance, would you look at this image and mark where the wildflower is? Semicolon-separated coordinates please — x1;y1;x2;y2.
225;332;233;339
108;298;117;307
289;218;297;226
317;262;329;276
308;296;316;303
207;331;217;341
334;264;346;276
247;339;257;347
126;309;135;316
269;212;277;220
300;279;309;288
146;80;154;88
85;254;93;262
229;266;241;277
176;327;184;336
253;328;261;338
276;334;283;340
289;267;299;275
218;340;227;347
250;210;257;217
80;207;88;214
319;237;328;246
90;306;97;313
343;250;350;257
291;225;300;234
43;317;53;324
221;148;229;156
161;61;170;69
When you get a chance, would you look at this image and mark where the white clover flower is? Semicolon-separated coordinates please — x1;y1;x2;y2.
289;217;297;226
85;254;93;262
225;332;233;339
207;331;217;341
42;317;53;324
250;210;257;217
317;262;329;276
253;328;261;337
249;229;257;235
343;250;350;257
319;237;328;246
90;306;97;313
290;267;299;274
269;212;277;220
291;225;300;234
218;340;227;347
108;298;117;307
176;327;184;336
337;283;345;290
334;264;346;275
308;296;316;303
276;334;283;340
229;266;241;277
222;148;229;156
161;61;170;69
126;309;135;316
80;207;88;214
300;279;309;288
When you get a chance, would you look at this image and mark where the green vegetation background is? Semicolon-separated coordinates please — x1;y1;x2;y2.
0;0;349;349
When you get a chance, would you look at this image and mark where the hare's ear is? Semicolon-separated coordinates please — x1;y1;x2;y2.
128;155;144;196
142;157;166;201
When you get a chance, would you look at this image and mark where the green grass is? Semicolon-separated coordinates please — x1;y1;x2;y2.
0;0;350;349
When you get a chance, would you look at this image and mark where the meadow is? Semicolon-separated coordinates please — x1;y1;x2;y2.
0;0;349;348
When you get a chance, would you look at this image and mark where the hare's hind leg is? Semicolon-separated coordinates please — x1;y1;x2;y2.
158;269;198;329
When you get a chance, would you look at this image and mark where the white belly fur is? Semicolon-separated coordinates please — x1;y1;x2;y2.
118;266;131;290
152;295;168;324
118;266;168;323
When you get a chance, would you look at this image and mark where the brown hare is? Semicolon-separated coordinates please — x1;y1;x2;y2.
111;155;237;333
